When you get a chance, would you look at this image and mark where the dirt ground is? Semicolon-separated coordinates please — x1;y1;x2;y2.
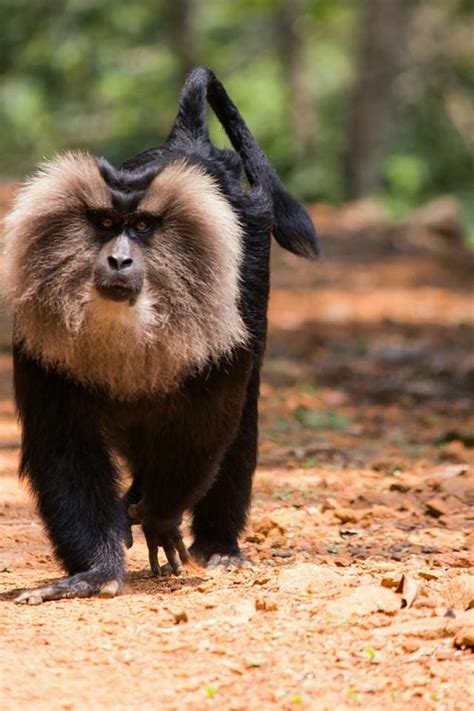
0;196;473;710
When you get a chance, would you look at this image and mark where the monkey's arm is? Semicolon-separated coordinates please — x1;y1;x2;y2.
13;347;126;603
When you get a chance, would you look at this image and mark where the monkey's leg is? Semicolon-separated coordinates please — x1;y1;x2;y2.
190;369;259;569
13;353;125;604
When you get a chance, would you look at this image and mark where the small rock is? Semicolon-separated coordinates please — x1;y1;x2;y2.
372;459;403;474
334;507;365;524
401;638;422;653
172;611;188;624
439;440;471;464
425;497;451;518
453;627;474;649
255;597;278;612
389;482;411;493
254;517;286;537
440;575;474;611
279;564;343;595
271;549;292;558
323;584;400;619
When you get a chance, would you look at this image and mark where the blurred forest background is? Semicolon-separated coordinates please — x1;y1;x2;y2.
1;3;474;704
1;0;473;237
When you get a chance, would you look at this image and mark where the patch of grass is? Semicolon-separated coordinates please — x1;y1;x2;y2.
272;488;294;502
347;689;361;703
302;456;319;468
366;646;377;662
293;407;352;431
204;684;218;699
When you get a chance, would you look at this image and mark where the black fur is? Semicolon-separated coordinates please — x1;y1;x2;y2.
13;67;318;600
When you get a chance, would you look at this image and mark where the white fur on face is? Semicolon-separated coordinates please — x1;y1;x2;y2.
3;153;248;399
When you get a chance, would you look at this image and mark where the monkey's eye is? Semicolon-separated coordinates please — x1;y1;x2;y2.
134;219;150;233
99;217;114;230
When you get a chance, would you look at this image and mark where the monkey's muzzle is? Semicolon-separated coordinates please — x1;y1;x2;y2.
93;232;145;303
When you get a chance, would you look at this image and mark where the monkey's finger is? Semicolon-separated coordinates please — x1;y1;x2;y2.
148;546;161;576
173;533;191;564
15;588;45;605
163;543;182;575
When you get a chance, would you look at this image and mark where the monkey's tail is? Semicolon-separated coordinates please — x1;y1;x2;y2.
167;67;320;260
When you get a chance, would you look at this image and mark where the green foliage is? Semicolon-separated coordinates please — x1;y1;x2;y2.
293;407;351;431
0;0;472;210
380;153;429;219
203;684;218;698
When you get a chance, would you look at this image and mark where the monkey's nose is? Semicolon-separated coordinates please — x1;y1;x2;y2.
107;254;133;272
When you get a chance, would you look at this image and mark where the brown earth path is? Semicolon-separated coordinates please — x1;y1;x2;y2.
1;202;473;710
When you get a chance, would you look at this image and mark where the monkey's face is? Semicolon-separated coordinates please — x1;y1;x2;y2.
91;215;147;305
4;152;247;397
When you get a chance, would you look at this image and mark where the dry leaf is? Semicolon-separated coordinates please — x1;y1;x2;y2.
396;574;419;608
381;574;400;589
418;569;440;581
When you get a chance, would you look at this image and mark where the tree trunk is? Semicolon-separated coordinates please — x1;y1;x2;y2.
164;0;196;83
277;0;316;159
343;0;412;198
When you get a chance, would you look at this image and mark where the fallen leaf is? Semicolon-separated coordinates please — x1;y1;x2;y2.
418;569;440;581
251;576;272;587
396;574;419;608
381;574;400;589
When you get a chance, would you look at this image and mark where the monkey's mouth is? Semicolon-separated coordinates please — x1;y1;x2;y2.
94;282;141;305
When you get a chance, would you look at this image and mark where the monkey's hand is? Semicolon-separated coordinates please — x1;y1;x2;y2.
128;504;191;576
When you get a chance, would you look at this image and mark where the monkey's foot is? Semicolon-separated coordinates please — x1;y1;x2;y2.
15;571;122;605
207;553;252;569
189;541;252;570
